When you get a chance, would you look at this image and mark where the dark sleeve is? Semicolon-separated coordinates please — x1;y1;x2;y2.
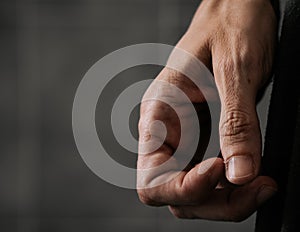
255;0;300;231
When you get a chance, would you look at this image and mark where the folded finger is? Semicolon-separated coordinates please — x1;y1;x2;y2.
169;176;277;221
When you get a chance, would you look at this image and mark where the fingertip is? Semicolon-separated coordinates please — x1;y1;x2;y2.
197;157;223;175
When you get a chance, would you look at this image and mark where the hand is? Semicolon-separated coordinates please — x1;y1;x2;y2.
137;0;277;221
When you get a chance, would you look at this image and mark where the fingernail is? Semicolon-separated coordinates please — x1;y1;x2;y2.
227;155;254;181
257;185;277;205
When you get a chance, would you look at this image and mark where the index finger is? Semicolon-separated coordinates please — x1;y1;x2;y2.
137;72;223;206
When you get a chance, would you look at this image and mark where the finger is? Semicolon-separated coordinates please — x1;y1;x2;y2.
212;41;263;185
137;51;221;206
139;89;203;157
169;176;277;221
137;157;224;206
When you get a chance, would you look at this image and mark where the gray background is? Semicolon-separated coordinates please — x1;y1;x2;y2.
0;0;272;231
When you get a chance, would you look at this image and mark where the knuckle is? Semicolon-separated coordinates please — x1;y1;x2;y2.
220;110;253;143
156;68;184;90
159;68;202;102
138;118;151;142
137;189;157;206
163;68;182;84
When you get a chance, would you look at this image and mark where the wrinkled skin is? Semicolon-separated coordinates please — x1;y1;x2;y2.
137;0;277;221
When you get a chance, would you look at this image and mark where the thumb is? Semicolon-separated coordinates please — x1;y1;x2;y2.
214;58;262;185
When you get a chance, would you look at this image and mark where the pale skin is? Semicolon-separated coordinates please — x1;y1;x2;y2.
137;0;278;221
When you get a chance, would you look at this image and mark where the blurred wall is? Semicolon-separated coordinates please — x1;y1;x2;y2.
0;0;272;231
